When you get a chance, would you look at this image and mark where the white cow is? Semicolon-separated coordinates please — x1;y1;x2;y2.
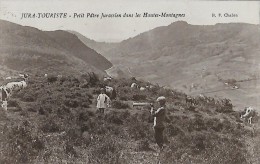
44;74;48;78
104;77;112;82
20;81;27;88
0;86;9;111
5;77;12;80
131;83;138;89
1;101;7;111
19;74;29;80
105;86;113;94
140;87;146;91
241;107;256;124
105;86;116;100
5;80;27;93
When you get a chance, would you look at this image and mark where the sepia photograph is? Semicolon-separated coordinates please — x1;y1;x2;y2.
0;0;259;163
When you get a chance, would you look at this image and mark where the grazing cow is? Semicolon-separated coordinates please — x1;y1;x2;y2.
0;86;9;101
5;80;27;93
5;77;12;80
149;85;155;89
199;94;205;98
131;83;138;89
19;74;28;78
105;86;116;100
104;77;112;82
145;85;154;89
233;86;239;89
44;74;48;78
0;86;9;111
140;87;146;91
241;107;256;124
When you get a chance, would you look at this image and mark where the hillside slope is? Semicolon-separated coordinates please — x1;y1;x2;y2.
68;30;119;55
93;21;260;109
0;73;255;164
0;20;112;77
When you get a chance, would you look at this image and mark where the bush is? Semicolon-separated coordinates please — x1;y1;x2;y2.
105;111;124;125
166;124;184;137
64;99;79;108
88;135;122;164
132;94;147;101
47;76;58;83
111;100;129;109
7;100;20;107
22;92;37;102
1;123;44;163
136;139;151;151
127;116;153;140
40;118;61;133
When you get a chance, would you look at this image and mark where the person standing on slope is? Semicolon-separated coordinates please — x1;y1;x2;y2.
96;88;111;114
151;96;167;150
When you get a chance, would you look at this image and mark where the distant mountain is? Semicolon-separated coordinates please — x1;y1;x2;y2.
92;21;260;109
0;20;112;77
68;30;119;55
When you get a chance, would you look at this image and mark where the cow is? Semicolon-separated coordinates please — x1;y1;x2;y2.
131;83;138;89
105;86;116;100
18;74;29;81
5;77;12;80
5;80;27;93
0;86;9;111
241;107;256;124
104;77;112;82
0;86;8;101
44;74;48;78
140;87;146;91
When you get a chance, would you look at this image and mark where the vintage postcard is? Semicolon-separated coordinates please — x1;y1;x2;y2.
0;0;259;163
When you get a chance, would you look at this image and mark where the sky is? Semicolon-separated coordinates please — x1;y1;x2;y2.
0;0;259;42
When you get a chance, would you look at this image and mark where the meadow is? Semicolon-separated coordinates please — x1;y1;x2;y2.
0;73;256;164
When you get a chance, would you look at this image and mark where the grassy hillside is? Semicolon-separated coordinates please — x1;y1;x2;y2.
83;21;260;109
0;73;257;164
0;20;112;76
68;30;119;55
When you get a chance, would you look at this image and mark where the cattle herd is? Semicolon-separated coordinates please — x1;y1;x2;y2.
0;74;28;110
0;74;257;125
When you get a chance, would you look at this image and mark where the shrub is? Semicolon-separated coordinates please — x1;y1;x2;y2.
22;92;37;102
132;94;147;101
166;124;184;137
1;123;44;163
136;139;151;151
47;76;58;83
88;72;100;87
88;135;122;164
105;111;124;125
7;100;20;107
119;96;128;101
127;116;153;140
40;118;61;133
111;100;129;109
64;99;79;108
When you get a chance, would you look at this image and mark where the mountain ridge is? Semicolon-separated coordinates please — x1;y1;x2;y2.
72;21;260;109
0;20;112;77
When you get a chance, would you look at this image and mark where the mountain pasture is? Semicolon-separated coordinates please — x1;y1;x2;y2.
0;73;257;164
